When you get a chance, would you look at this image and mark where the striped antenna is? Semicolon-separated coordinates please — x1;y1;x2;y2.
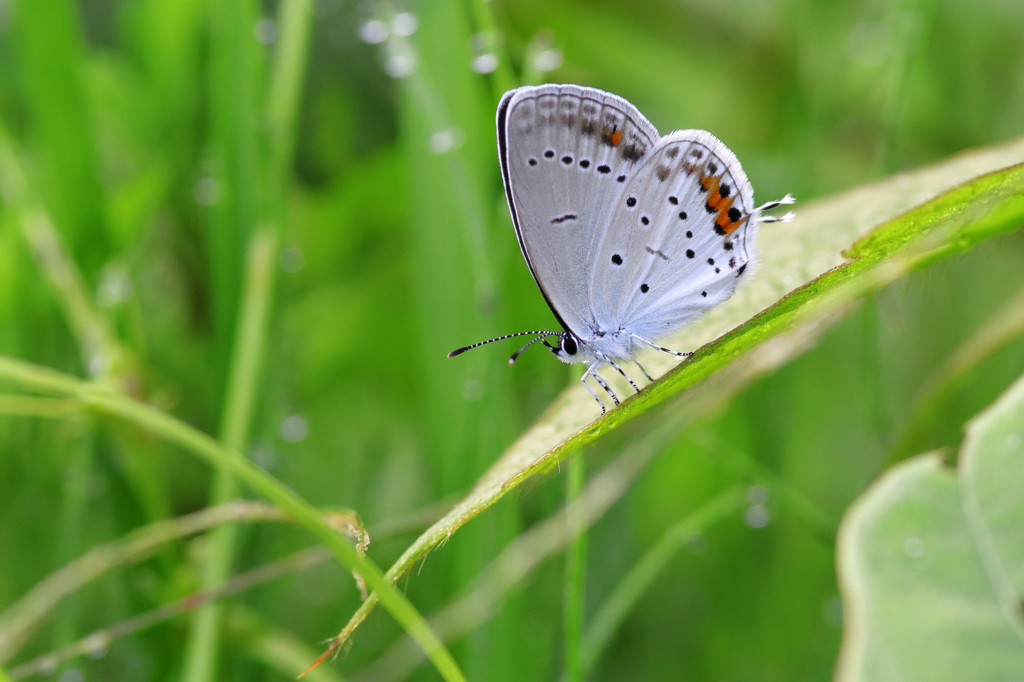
508;334;554;365
447;330;561;359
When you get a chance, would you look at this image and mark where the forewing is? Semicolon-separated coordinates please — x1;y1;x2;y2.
498;84;660;336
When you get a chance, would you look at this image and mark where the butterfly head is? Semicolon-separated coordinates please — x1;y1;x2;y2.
544;331;589;365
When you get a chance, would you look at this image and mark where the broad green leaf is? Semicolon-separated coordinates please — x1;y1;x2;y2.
836;372;1024;681
330;139;1024;646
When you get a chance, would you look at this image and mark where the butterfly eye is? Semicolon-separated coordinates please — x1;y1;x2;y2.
561;335;578;356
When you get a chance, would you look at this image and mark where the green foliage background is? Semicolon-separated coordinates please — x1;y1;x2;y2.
1;0;1023;680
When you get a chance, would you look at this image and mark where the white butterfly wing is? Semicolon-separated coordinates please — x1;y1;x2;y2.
498;84;659;337
590;130;760;345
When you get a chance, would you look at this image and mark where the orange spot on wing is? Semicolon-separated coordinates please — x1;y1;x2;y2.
716;208;746;235
701;173;721;199
611;128;623;146
701;173;745;235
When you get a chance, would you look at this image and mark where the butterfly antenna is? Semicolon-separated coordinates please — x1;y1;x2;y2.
447;330;561;359
757;193;796;223
508;334;553;366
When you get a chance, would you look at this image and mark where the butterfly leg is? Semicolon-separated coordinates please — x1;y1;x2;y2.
634;359;654;383
631;334;694;359
598;352;642;395
580;377;608;415
582;361;618;414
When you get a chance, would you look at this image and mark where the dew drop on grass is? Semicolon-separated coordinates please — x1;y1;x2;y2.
280;247;306;273
903;536;926;558
253;19;277;45
385;53;415;78
391;12;418;37
281;415;308;442
359;19;388;44
471;53;498;74
745;504;770;528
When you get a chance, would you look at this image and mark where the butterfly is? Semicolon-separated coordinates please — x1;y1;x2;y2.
450;84;794;414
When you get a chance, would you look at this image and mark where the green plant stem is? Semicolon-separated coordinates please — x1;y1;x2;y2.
182;226;277;682
0;355;465;681
467;0;516;97
563;454;586;682
265;0;312;197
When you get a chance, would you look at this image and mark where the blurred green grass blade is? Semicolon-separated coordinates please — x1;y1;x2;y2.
888;281;1024;463
331;138;1024;645
0;501;296;662
183;0;261;661
184;1;311;678
203;0;259;370
182;228;277;682
0;356;464;681
836;371;1024;681
265;0;313;198
467;0;517;98
0;126;125;381
395;3;525;676
562;454;586;682
10;0;108;279
0;125;178;535
580;487;747;677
